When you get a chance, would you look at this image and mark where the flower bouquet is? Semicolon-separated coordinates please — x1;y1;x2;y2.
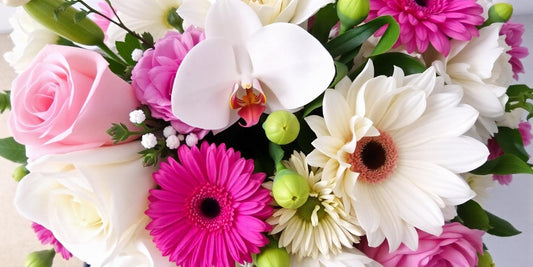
0;0;531;266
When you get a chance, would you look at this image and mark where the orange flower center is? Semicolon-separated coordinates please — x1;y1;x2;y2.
349;131;398;184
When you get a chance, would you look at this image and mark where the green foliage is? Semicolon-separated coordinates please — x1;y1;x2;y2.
0;90;10;113
310;3;338;44
166;7;184;32
506;84;533;119
494;127;529;162
115;33;143;66
141;32;155;50
139;142;168;167
471;153;533;175
106;123;134;144
456;200;521;237
0;137;27;164
370;52;426;76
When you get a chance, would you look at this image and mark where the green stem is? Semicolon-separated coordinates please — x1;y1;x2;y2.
96;42;128;66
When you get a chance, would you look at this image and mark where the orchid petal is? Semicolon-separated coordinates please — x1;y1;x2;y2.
204;0;262;44
171;39;240;130
247;23;335;111
290;0;335;24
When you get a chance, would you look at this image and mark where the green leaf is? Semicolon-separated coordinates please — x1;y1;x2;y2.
371;52;426;76
141;32;155;50
115;33;143;65
0;90;10;113
494;127;529;162
310;3;338;44
486;211;521;236
471;153;533;175
325;15;399;59
302;94;324;118
269;142;285;165
332;61;349;86
166;7;184;32
457;200;490;231
106;123;132;144
506;84;533;117
0;137;27;164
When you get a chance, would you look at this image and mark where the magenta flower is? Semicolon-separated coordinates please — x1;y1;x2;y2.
500;21;529;80
132;28;209;138
359;222;484;267
32;222;72;260
145;142;273;267
368;0;484;56
489;121;533;185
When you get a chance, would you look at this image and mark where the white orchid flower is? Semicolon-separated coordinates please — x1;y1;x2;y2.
171;0;334;130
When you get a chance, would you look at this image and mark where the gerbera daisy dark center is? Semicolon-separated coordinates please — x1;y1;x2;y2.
200;197;221;218
414;0;427;7
349;131;398;184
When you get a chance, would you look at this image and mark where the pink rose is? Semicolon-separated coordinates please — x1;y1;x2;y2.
131;28;209;139
359;223;484;267
9;45;139;160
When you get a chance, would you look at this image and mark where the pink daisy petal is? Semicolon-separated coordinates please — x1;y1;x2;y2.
146;142;273;267
31;223;73;260
368;0;484;55
500;21;529;80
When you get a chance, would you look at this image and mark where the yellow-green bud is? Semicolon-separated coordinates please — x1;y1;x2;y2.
256;245;290;267
262;111;300;145
272;169;309;209
25;249;55;267
12;165;28;182
477;251;495;267
337;0;370;32
484;3;513;26
24;0;104;46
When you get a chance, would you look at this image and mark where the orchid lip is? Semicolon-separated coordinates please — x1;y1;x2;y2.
229;79;266;127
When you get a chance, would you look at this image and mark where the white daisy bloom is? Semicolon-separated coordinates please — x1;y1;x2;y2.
106;0;181;44
430;23;513;142
267;151;363;259
291;247;382;267
305;60;489;252
4;8;59;73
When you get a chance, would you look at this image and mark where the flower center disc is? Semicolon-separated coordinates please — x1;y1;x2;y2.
349;131;398;184
414;0;427;7
201;197;221;218
187;184;234;232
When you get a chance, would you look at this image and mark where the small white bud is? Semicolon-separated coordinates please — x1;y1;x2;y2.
178;134;185;141
163;126;177;138
129;109;146;124
131;49;144;62
141;133;158;149
185;133;198;147
166;135;180;149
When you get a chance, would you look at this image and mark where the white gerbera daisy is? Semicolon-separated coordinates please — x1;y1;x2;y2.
306;60;489;251
267;151;363;259
106;0;181;43
429;23;513;142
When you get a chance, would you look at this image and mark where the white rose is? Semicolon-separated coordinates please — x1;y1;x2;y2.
14;142;167;266
178;0;334;27
430;23;512;142
1;0;30;6
4;8;59;73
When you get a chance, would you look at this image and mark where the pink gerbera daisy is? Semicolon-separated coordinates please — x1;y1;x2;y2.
146;142;273;267
31;222;72;260
500;21;529;80
368;0;484;56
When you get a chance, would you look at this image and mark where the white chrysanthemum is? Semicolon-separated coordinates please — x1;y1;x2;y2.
267;151;363;259
430;23;513;142
4;8;59;73
106;0;181;44
291;247;382;267
306;60;489;251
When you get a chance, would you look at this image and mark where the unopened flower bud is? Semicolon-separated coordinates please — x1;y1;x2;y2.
256;243;290;267
24;0;104;46
337;0;370;32
478;251;495;267
131;49;144;62
484;3;513;26
163;126;177;138
272;169;309;209
13;165;29;182
166;135;180;149
129;109;146;124
25;249;55;267
185;133;198;147
263;111;300;145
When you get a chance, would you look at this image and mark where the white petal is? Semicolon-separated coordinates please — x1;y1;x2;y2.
290;0;335;24
177;0;211;28
171;39;240;130
462;81;506;118
334;76;353;98
323;89;353;139
393;104;478;147
400;136;489;173
247;23;335;110
311;136;344;159
305;115;330;137
397;160;476;205
426;84;463;110
378;89;426;131
403;67;436;96
307;149;330;168
204;0;262;43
